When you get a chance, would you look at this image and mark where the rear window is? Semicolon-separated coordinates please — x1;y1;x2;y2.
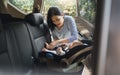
42;0;96;24
42;0;76;19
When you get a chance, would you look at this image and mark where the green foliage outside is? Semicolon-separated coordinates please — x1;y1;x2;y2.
78;0;96;24
43;0;76;17
9;0;34;13
9;0;96;24
43;0;96;24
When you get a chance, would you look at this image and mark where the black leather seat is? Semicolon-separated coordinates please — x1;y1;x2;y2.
0;19;14;75
25;13;51;59
0;13;51;75
0;17;34;75
0;13;24;24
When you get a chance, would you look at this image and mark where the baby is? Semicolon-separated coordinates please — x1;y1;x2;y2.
42;40;83;56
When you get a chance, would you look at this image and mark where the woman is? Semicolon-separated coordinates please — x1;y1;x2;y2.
41;6;91;61
47;6;80;47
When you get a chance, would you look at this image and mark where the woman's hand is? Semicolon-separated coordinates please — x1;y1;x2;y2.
50;40;59;47
50;38;70;48
50;38;68;46
69;41;83;49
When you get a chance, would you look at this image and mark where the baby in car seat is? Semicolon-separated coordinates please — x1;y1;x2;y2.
42;40;83;56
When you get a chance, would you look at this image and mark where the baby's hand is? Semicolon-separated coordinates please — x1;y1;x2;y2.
56;47;65;55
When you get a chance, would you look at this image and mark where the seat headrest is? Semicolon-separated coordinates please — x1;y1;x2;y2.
25;13;44;26
0;13;13;24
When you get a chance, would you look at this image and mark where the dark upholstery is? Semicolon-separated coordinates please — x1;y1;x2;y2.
0;13;75;74
0;14;13;24
25;13;51;58
6;22;33;73
0;30;13;74
0;13;24;25
0;19;3;31
25;13;44;26
0;19;13;74
0;21;33;75
26;23;46;58
0;13;48;74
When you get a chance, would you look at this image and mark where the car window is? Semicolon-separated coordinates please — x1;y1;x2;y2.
9;0;34;13
42;0;76;19
41;0;96;40
77;0;96;25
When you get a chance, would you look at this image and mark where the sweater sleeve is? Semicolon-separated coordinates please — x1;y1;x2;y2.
67;16;78;43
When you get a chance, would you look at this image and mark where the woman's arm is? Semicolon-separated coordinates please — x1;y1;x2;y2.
50;38;69;47
67;16;78;43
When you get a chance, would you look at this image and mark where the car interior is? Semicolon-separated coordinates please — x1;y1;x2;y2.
0;0;120;75
1;0;112;75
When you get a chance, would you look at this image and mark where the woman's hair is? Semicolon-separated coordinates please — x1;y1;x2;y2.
47;6;63;31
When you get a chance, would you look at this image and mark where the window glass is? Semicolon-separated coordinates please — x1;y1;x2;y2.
9;0;34;13
42;0;96;24
78;0;96;24
42;0;76;19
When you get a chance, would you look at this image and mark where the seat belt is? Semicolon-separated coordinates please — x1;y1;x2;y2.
42;23;52;43
49;29;54;42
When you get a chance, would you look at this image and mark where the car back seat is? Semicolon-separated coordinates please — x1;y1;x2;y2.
0;19;14;75
25;13;51;59
0;17;34;75
0;13;54;75
24;13;60;73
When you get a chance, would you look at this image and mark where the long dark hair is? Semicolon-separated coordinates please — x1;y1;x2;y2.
47;6;63;31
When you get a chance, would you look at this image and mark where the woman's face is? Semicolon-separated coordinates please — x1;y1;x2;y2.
51;15;64;28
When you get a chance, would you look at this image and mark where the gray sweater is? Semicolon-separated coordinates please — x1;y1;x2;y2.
52;15;78;43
